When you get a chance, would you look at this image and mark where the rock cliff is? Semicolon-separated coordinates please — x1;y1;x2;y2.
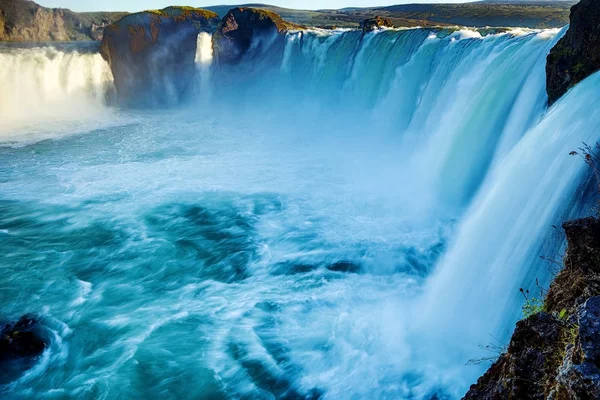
212;7;304;66
100;7;219;107
359;16;394;32
546;0;600;106
0;0;126;41
464;217;600;399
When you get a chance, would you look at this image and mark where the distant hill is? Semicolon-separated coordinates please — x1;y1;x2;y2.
0;0;576;42
480;0;574;3
0;0;127;41
206;1;575;28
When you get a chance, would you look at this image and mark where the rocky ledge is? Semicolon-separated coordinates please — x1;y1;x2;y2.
212;7;305;66
100;7;219;106
546;0;600;106
464;217;600;399
359;16;394;32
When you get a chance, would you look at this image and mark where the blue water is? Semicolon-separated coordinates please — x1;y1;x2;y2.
1;27;599;399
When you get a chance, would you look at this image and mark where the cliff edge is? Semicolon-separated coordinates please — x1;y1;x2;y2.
464;217;600;399
546;0;600;106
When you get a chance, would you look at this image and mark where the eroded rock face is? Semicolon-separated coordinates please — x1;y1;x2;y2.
212;7;303;66
359;16;394;32
556;297;600;399
546;0;600;105
463;312;563;400
0;0;126;41
100;7;219;106
0;316;46;362
464;217;600;400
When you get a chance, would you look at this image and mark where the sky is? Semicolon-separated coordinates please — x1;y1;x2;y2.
36;0;470;12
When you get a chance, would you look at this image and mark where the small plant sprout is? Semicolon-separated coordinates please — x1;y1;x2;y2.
520;287;545;318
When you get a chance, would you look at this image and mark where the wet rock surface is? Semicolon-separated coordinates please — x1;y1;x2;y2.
0;316;46;362
464;217;600;400
359;16;394;32
212;7;304;66
546;0;600;105
100;7;219;106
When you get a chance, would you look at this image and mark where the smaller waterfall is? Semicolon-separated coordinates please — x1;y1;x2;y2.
195;32;214;101
195;32;214;66
0;45;114;141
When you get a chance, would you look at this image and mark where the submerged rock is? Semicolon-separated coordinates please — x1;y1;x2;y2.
464;217;600;399
212;7;304;66
359;16;394;32
327;261;361;273
463;312;563;400
0;316;46;362
100;7;219;106
546;0;600;105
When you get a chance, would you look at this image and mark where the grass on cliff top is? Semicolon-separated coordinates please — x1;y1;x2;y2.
233;7;306;30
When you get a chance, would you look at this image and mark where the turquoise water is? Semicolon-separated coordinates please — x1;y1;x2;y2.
1;108;450;398
1;28;598;399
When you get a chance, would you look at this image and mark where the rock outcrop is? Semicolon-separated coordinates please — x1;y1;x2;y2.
0;0;126;41
464;217;600;399
556;297;600;399
0;315;46;362
100;7;219;106
212;7;304;66
546;0;600;106
359;16;394;32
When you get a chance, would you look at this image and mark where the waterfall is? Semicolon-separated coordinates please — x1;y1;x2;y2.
216;28;564;209
203;27;600;396
412;70;600;396
0;44;114;142
1;27;600;399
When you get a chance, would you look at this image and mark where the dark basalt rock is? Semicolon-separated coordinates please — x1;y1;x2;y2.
546;0;600;105
545;217;600;317
556;296;600;399
562;217;600;275
212;7;304;66
0;316;46;362
463;312;563;400
327;261;361;273
100;7;219;106
359;16;394;32
464;217;600;399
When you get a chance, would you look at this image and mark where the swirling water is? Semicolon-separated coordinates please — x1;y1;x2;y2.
0;28;599;399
